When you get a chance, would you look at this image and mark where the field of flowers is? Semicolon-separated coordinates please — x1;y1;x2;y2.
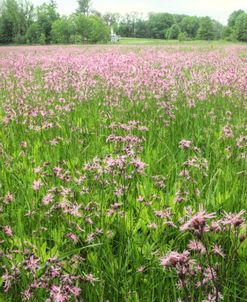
0;44;247;302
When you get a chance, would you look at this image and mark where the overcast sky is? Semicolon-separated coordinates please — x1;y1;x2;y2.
31;0;247;25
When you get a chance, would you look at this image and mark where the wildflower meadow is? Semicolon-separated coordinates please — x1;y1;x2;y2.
0;44;247;302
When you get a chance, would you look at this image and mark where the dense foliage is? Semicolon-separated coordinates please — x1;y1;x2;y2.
223;10;247;41
116;13;220;40
113;11;246;42
0;0;110;44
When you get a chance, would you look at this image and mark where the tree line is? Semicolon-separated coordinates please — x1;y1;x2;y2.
113;13;222;41
0;0;247;44
114;11;247;41
0;0;110;44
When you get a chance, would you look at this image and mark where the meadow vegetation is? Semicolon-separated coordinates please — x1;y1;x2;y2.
1;0;247;44
0;43;246;301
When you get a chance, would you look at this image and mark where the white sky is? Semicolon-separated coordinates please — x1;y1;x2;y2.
31;0;247;25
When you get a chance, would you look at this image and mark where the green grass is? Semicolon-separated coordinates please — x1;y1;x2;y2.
116;37;244;46
0;45;246;302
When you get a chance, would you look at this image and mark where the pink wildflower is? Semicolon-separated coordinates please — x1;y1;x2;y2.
222;126;233;138
179;139;192;150
66;233;79;243
42;193;54;205
180;210;216;234
85;273;98;283
212;244;225;257
220;210;245;228
3;225;13;237
4;192;14;204
32;179;43;191
160;251;190;268
187;240;206;254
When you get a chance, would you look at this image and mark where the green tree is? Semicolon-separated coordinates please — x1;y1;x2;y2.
173;14;187;26
148;13;175;39
197;17;214;40
223;10;245;41
235;12;247;42
178;31;188;42
36;2;59;43
77;0;91;15
180;16;200;39
66;14;78;43
26;22;41;43
87;15;109;43
212;20;223;40
135;19;148;38
38;32;46;44
103;12;120;26
228;10;245;28
51;17;70;43
0;0;32;43
116;13;139;37
166;23;180;39
103;12;120;33
74;13;91;42
223;25;239;41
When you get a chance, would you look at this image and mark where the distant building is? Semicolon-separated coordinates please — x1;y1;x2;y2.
110;28;119;43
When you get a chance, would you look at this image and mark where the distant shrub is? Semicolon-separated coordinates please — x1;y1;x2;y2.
178;32;188;42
